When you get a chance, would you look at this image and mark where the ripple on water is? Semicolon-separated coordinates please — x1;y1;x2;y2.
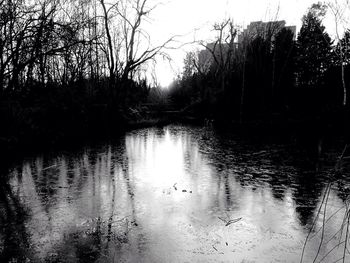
1;124;350;262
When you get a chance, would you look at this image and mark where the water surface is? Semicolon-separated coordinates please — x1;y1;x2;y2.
1;125;350;262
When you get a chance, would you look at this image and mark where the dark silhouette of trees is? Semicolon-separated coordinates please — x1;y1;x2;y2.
272;28;296;112
200;20;237;94
328;0;350;107
335;30;350;107
167;2;350;134
0;0;173;92
0;0;97;91
0;0;176;153
295;3;332;90
169;18;298;122
2;0;350;152
338;30;350;64
100;0;116;83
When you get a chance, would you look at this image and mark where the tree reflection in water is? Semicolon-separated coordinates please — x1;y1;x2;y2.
0;125;349;262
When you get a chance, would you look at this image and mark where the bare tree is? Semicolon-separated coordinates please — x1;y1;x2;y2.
99;0;118;82
198;19;237;92
115;0;175;81
328;0;350;106
0;0;99;91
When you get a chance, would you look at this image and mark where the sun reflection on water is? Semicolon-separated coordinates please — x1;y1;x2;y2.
2;125;349;262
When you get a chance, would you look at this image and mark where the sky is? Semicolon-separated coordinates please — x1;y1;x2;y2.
141;0;349;87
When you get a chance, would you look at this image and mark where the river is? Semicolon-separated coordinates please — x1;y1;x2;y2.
1;124;350;262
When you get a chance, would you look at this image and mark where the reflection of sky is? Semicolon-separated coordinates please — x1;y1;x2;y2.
5;125;350;262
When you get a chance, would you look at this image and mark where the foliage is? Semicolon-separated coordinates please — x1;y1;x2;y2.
296;3;333;89
168;3;350;124
2;1;350;151
336;30;350;65
0;0;174;152
169;19;298;121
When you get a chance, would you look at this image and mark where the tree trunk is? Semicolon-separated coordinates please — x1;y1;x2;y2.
240;47;247;124
342;62;347;106
100;0;114;84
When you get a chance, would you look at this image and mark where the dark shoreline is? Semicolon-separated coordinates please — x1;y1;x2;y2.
0;117;169;169
1;110;347;172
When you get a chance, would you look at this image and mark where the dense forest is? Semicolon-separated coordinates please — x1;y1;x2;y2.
169;3;350;125
0;0;175;153
0;0;349;155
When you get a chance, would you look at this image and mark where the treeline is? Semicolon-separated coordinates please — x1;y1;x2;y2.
168;3;350;127
0;0;170;151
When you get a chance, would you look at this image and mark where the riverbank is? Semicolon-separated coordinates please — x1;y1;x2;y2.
0;114;173;166
1;97;348;171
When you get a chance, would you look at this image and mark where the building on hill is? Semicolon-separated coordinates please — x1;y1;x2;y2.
237;20;296;43
197;20;296;73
